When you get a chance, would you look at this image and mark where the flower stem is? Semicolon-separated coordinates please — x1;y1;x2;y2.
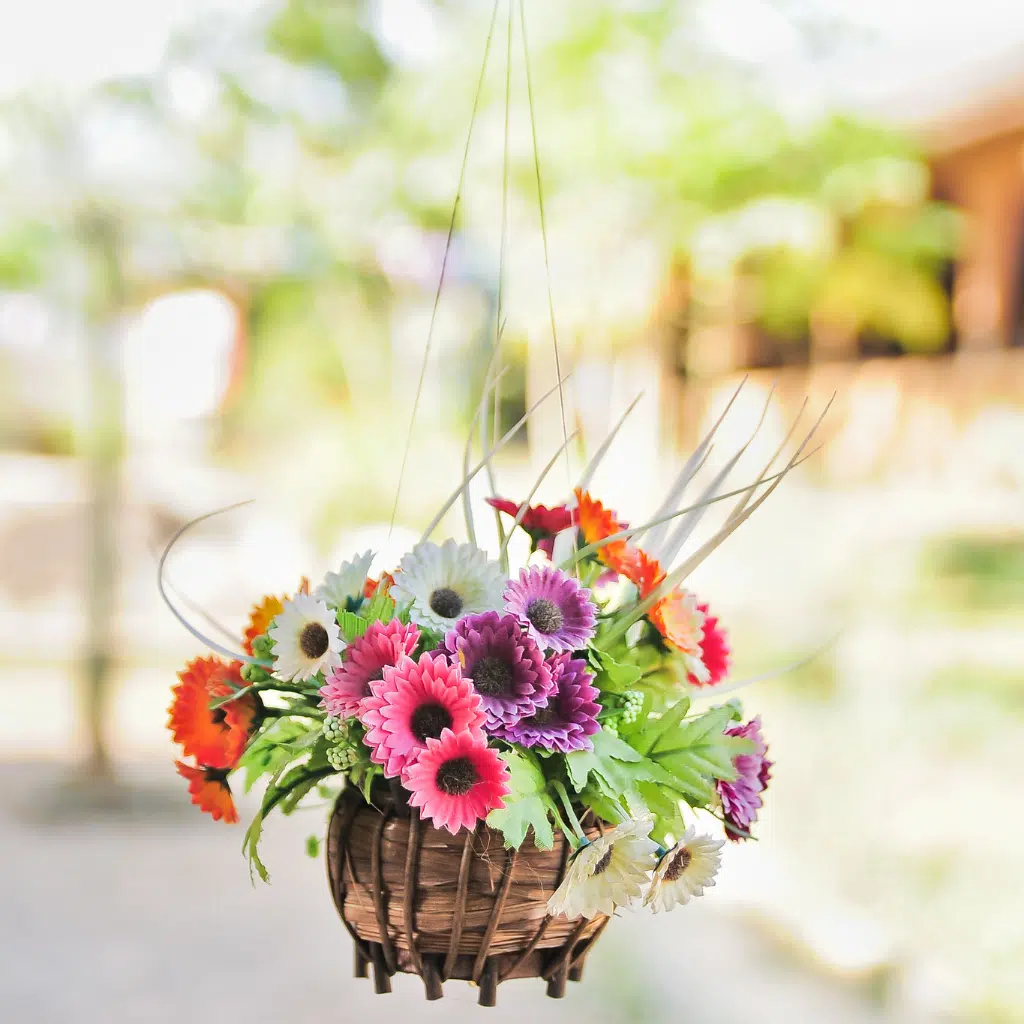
551;781;586;846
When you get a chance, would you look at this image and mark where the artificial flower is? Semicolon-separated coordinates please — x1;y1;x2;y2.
363;571;395;600
243;594;285;655
360;653;485;778
443;611;552;729
403;727;511;834
320;618;420;719
546;819;658;920
574;489;632;574
390;539;505;633
176;761;237;823
648;588;709;683
314;550;375;611
717;716;772;841
690;602;730;687
494;652;600;753
486;496;576;557
644;827;724;912
268;593;344;682
503;564;597;653
167;656;256;770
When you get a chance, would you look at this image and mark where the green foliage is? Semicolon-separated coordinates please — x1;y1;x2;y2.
305;834;321;858
337;610;369;643
590;649;644;693
238;717;321;792
363;591;396;625
487;749;556;851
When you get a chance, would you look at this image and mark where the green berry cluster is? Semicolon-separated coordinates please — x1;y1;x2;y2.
322;715;348;745
602;722;619;738
240;634;275;683
326;745;358;771
620;690;644;725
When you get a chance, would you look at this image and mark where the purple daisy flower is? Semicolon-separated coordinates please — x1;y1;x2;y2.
494;653;600;753
443;612;553;729
503;564;597;653
717;716;772;841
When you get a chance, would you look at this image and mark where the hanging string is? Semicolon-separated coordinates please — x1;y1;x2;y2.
388;0;502;539
518;0;578;572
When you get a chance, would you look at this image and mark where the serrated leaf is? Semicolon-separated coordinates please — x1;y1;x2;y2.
592;649;643;693
635;781;687;847
239;718;321;793
487;749;555;850
632;696;691;756
646;705;751;797
566;730;659;797
338;610;370;643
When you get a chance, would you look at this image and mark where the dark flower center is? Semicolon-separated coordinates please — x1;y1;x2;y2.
472;655;513;697
592;847;614;875
410;702;453;742
211;706;229;729
299;622;329;659
362;664;386;698
435;756;478;796
662;847;692;882
525;598;564;635
528;706;557;726
429;587;464;620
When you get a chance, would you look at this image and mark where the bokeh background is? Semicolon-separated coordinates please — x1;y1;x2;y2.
1;0;1022;1021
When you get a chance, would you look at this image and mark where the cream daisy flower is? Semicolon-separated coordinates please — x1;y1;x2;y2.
644;827;724;913
546;819;657;920
313;550;374;610
390;539;505;633
269;593;344;682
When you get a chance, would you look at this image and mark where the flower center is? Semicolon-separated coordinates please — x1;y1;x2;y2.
592;847;614;875
662;847;692;882
299;622;329;659
471;655;513;697
525;598;564;635
410;702;453;742
529;706;556;725
429;587;464;620
434;755;478;796
210;706;229;729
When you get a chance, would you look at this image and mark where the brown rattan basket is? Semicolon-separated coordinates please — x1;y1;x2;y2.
326;784;608;1005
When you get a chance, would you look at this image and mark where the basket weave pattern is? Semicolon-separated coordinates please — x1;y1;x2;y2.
326;788;608;1004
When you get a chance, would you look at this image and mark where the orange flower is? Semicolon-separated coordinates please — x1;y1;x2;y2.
243;594;285;654
363;571;395;600
649;588;705;662
176;762;238;823
575;489;632;574
168;656;256;770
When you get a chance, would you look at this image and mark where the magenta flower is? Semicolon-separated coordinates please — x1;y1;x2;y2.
687;602;731;688
320;619;420;719
717;716;772;841
360;653;485;778
403;728;511;834
443;611;553;730
503;564;597;653
493;653;600;753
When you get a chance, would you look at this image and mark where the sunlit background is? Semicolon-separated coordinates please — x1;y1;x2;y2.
1;0;1022;1021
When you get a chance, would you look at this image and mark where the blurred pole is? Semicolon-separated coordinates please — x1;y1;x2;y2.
77;209;125;782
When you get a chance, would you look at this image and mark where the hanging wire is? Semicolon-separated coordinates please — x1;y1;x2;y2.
388;0;502;539
518;0;578;573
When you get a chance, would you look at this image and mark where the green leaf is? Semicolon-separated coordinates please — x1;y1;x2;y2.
635;781;686;847
338;610;370;643
632;696;691;756
566;730;659;797
592;649;643;694
486;749;555;851
238;718;321;793
306;835;321;858
363;591;396;625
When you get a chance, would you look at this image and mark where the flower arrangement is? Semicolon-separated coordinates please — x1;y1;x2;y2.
164;385;822;995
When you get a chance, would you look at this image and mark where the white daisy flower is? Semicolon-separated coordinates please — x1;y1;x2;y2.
546;819;657;920
269;593;344;682
390;539;505;633
314;550;374;610
644;827;724;913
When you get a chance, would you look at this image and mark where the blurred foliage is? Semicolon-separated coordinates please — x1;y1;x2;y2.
920;534;1024;613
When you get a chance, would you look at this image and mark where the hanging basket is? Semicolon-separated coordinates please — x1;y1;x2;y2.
325;785;609;1006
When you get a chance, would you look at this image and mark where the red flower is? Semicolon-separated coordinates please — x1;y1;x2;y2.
689;602;730;687
176;762;238;823
486;496;576;556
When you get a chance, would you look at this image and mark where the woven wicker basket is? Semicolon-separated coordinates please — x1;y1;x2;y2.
326;784;608;1005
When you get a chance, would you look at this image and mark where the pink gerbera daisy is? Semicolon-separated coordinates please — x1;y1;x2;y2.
687;602;731;687
360;653;485;778
320;619;420;719
403;728;511;833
